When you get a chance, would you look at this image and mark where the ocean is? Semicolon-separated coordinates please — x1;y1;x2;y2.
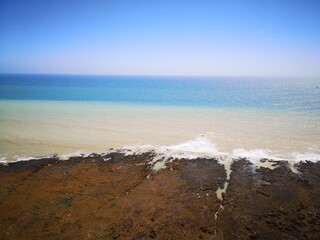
0;74;319;164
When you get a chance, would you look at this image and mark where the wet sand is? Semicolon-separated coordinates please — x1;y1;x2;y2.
0;153;319;239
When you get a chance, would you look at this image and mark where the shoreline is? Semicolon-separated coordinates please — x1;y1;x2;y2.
0;151;319;239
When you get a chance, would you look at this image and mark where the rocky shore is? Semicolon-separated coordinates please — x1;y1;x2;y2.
0;152;319;239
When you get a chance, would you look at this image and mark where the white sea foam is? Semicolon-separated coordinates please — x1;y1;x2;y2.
0;154;57;164
119;136;230;175
0;156;7;163
291;152;320;163
103;157;111;162
16;156;43;161
156;136;222;161
16;154;58;161
59;151;90;161
232;148;277;160
111;136;320;172
232;148;285;169
119;136;227;172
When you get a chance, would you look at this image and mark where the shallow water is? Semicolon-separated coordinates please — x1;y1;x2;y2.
0;100;319;163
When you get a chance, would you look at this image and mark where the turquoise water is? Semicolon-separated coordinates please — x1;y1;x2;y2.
1;74;319;111
0;74;319;162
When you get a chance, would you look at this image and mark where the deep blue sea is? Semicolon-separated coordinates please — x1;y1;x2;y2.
0;74;319;112
0;74;319;163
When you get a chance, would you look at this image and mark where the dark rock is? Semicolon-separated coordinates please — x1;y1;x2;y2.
0;155;319;239
200;226;208;233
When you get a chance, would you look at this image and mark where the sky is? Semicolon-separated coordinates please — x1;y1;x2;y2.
0;0;320;77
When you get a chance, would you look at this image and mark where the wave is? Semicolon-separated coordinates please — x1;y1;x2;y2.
118;136;225;172
118;136;319;172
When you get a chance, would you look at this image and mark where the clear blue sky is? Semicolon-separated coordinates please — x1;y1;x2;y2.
0;0;320;77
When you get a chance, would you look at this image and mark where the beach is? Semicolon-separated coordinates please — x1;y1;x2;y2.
0;74;320;239
0;152;319;239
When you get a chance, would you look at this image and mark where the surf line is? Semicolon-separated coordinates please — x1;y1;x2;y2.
214;155;232;220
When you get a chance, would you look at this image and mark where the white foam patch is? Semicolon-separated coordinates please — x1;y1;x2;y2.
120;136;228;172
18;154;58;161
103;157;111;162
0;156;7;163
121;144;154;156
121;136;312;172
59;151;90;161
291;152;320;163
0;154;57;164
232;148;280;160
232;148;284;169
157;136;221;159
16;156;43;161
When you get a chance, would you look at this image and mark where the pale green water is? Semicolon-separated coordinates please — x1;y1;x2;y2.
0;100;319;162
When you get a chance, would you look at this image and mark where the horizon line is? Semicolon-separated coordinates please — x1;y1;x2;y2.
0;72;318;79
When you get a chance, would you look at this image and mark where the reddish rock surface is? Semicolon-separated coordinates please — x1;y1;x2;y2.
0;154;319;239
218;159;320;240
